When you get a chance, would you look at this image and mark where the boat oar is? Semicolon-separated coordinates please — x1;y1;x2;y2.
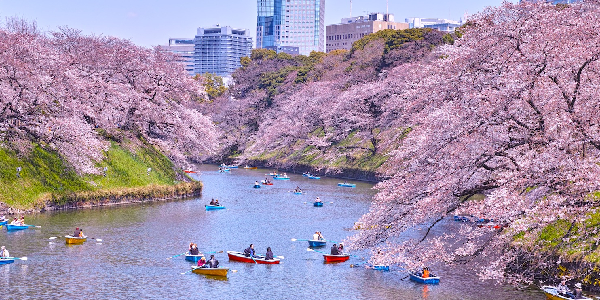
27;225;41;228
291;238;310;242
167;252;186;260
5;256;28;261
250;255;258;264
306;248;327;255
180;268;194;275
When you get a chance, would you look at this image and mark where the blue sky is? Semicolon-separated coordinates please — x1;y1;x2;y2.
0;0;517;48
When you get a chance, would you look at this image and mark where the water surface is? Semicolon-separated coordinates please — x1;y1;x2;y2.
1;165;543;299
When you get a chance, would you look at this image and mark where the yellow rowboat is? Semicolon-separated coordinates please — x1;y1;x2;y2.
541;286;591;300
191;267;229;277
65;235;87;244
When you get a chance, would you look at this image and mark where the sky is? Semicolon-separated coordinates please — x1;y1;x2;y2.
0;0;518;48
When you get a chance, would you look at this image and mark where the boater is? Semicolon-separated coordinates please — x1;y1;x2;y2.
265;247;274;260
244;244;256;257
73;227;81;237
206;255;219;268
189;243;200;255
0;246;9;258
330;244;340;255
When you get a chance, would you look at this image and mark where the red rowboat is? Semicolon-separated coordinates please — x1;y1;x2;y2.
227;251;280;264
184;170;196;173
323;254;350;263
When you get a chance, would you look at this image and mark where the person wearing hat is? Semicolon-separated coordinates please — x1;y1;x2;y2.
0;246;9;258
574;283;583;298
206;255;219;268
73;227;81;237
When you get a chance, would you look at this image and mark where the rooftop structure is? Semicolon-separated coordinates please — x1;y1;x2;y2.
326;13;408;53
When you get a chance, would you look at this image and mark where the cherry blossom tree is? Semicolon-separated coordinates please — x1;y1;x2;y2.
0;20;218;174
349;0;600;282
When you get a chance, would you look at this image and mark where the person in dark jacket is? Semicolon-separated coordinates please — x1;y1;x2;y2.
244;244;255;257
73;227;81;237
206;255;219;268
265;247;274;260
331;244;340;255
189;243;199;255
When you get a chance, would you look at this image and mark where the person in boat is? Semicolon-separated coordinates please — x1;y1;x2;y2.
294;186;302;193
338;243;344;254
210;198;216;205
198;256;207;267
73;227;81;237
283;173;288;178
10;218;18;225
265;247;274;260
0;246;9;258
331;244;340;255
558;278;569;295
189;243;200;255
317;231;325;240
315;197;322;203
422;267;430;278
244;244;256;257
214;199;220;206
313;231;320;241
78;228;84;237
206;255;219;268
20;216;25;225
574;282;583;299
255;181;260;186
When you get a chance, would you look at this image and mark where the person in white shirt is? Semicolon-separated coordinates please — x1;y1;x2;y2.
0;246;9;258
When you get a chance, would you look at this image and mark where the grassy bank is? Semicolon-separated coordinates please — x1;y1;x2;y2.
0;141;193;210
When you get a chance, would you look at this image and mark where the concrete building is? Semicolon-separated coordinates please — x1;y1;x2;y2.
406;18;462;32
194;25;252;77
326;13;408;53
158;38;195;76
256;0;325;56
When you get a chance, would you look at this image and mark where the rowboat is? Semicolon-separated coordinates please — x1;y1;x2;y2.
409;272;440;284
541;285;592;300
267;173;279;177
205;205;226;211
453;215;470;222
0;219;7;226
184;170;196;173
219;168;230;172
302;173;311;177
261;181;273;185
0;258;15;265
273;176;290;180
294;191;303;195
243;166;257;169
373;265;390;271
185;253;205;262
65;235;87;244
191;266;229;277
253;184;261;189
308;176;321;179
314;202;323;207
227;251;281;264
338;183;356;188
6;224;30;231
323;254;350;263
308;240;326;247
227;166;238;169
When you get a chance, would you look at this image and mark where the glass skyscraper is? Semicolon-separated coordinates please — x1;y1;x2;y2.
256;0;325;55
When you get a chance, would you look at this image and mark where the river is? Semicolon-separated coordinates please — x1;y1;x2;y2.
1;164;544;299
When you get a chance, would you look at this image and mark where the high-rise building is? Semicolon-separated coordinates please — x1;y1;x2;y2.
194;25;253;77
326;13;408;53
256;0;325;56
158;38;195;76
406;18;462;32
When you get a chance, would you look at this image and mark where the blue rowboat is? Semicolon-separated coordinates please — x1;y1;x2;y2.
409;273;440;284
453;215;470;222
0;220;7;226
0;258;15;265
302;173;310;177
294;192;303;195
205;205;226;211
308;240;326;247
227;166;238;169
185;253;205;262
273;176;290;180
253;184;261;188
308;176;321;179
373;265;390;271
6;224;30;231
338;183;356;188
314;202;323;207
